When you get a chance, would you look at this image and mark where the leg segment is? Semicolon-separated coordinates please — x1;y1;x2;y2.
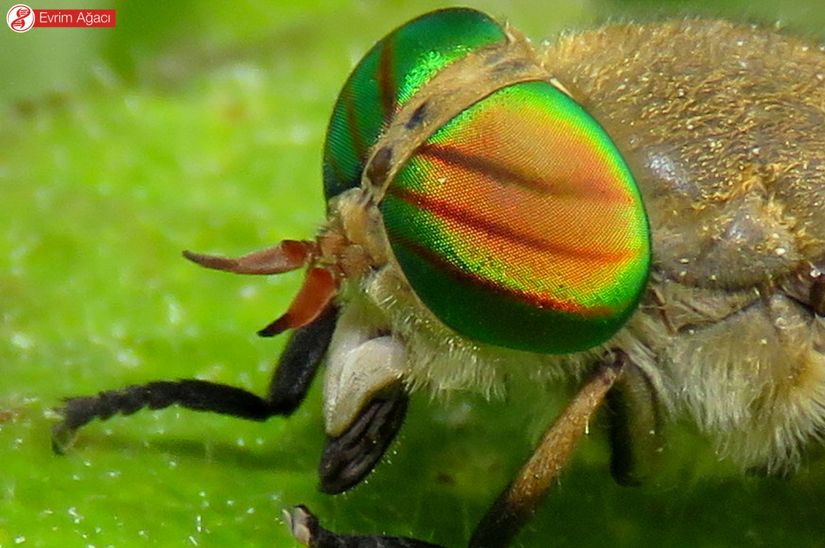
605;357;664;486
52;305;338;453
285;506;443;548
319;391;408;494
468;357;625;548
319;301;412;492
284;357;625;547
268;306;340;415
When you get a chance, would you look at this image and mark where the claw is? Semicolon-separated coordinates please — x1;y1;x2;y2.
283;505;314;546
51;420;78;455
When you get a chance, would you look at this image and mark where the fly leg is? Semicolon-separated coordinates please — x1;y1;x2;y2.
285;505;443;548
315;300;411;493
467;355;625;547
51;305;338;453
605;360;664;486
286;355;625;547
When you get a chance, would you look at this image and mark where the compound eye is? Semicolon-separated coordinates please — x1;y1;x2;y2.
322;8;506;201
380;81;651;353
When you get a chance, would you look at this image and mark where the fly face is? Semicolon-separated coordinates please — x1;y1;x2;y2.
292;8;651;458
53;8;825;547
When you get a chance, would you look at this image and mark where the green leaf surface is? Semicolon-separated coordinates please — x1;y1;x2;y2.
2;1;825;546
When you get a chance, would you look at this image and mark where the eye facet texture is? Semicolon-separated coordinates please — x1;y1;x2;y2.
381;81;650;353
322;8;506;201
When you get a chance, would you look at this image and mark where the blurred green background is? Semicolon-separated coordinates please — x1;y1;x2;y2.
2;1;825;546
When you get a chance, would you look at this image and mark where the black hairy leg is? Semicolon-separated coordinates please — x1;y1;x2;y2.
52;305;338;453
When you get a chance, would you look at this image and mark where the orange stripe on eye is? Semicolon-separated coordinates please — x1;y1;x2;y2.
418;143;628;202
386;186;637;263
419;143;555;195
388;230;614;316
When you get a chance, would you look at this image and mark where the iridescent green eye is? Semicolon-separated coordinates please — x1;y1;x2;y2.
322;8;506;201
381;80;650;353
324;8;650;353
